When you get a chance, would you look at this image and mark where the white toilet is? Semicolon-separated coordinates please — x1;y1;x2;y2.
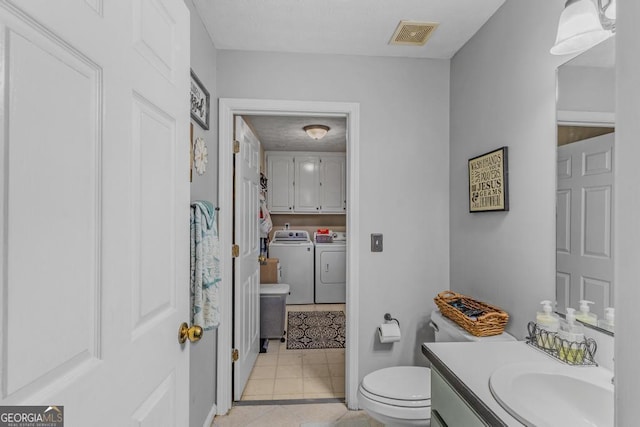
358;309;516;426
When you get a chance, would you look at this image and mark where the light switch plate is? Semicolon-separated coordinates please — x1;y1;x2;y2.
371;233;383;252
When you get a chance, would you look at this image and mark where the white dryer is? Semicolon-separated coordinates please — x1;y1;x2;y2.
314;231;346;303
268;230;314;304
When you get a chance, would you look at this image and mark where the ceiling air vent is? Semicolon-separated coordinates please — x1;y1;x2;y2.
389;20;439;46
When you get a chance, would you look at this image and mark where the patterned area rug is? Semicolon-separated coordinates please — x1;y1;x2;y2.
287;311;346;350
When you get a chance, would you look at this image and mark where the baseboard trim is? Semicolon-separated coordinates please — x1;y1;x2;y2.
202;403;217;427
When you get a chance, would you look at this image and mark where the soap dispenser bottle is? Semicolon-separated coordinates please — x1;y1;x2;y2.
576;300;598;325
558;308;585;363
535;300;559;348
598;307;615;333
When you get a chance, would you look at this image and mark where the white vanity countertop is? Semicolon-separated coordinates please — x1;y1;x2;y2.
422;341;576;426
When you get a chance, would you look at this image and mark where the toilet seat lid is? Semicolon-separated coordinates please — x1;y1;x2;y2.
361;366;431;401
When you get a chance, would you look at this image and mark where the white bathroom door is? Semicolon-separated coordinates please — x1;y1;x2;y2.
557;133;614;318
233;116;261;400
0;1;191;425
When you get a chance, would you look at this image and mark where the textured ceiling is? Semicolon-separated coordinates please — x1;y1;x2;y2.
193;0;506;59
244;116;347;152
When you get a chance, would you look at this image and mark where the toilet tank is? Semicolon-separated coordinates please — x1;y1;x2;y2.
429;310;516;342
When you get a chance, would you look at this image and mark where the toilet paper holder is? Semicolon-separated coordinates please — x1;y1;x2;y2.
384;313;400;326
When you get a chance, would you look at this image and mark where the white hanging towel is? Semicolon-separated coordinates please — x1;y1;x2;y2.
259;193;273;238
190;200;221;330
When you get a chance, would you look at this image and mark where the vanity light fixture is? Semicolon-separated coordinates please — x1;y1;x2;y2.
303;124;330;140
551;0;615;56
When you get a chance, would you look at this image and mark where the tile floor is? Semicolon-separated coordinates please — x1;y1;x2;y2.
212;402;383;427
241;304;346;401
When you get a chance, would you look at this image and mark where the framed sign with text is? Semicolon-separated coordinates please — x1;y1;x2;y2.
190;69;210;130
468;146;509;212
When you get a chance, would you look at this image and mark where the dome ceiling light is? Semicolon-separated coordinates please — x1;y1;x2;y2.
303;124;330;140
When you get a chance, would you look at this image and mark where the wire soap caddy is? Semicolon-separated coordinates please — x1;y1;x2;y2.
526;322;598;366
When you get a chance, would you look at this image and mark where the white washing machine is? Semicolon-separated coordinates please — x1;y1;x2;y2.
314;231;346;303
268;230;314;304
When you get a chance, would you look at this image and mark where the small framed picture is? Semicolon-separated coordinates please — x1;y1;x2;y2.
190;69;210;130
468;146;509;212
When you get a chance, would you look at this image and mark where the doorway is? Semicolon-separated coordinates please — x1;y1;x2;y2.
216;99;361;414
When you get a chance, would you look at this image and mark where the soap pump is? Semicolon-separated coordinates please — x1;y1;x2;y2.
598;307;615;333
576;300;598;325
536;300;559;331
558;308;586;362
535;300;559;348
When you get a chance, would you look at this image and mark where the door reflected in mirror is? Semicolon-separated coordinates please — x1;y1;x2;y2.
556;37;615;335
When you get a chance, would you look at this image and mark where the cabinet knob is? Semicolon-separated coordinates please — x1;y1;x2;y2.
316;207;319;210
289;207;292;210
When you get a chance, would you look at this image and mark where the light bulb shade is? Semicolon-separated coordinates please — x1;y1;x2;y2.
303;124;330;140
551;0;613;55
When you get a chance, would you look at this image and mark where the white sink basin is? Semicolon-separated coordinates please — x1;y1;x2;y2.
489;362;613;427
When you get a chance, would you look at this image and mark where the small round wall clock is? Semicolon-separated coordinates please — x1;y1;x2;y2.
193;137;208;175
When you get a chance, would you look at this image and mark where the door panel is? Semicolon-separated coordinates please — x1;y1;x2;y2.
233;116;261;400
0;1;190;425
557;133;614;317
4;15;101;397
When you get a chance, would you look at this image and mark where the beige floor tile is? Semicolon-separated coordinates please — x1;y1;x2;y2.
319;304;346;312
243;378;275;396
273;377;303;394
303;363;330;378
278;353;303;366
240;394;273;401
303;376;333;394
287;402;349;422
279;345;303;354
302;351;328;365
286;304;315;312
331;376;345;393
326;352;345;364
248;365;276;380
254;354;278;367
328;363;345;377
212;403;381;427
275;364;303;379
213;405;278;426
244;406;300;427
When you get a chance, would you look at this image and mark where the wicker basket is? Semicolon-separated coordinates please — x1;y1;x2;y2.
434;291;509;337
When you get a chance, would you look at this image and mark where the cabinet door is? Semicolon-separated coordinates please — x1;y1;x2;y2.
294;156;320;212
267;155;294;212
320;156;346;213
431;368;487;427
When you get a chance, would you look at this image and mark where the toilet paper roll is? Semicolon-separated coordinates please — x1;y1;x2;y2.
378;322;401;343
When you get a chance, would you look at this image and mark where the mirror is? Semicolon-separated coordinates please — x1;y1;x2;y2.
556;37;615;335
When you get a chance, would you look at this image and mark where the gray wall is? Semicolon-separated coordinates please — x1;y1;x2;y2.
557;65;615;114
217;51;450;381
449;0;566;339
185;1;218;426
615;1;640;424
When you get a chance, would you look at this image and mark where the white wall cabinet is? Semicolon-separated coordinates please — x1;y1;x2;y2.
294;156;321;212
266;152;346;214
267;154;294;213
320;156;346;213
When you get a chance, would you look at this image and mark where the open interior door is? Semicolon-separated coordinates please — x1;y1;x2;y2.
557;133;614;317
0;1;191;425
233;116;261;400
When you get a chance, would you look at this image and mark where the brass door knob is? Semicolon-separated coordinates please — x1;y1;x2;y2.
178;322;203;344
258;255;266;264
